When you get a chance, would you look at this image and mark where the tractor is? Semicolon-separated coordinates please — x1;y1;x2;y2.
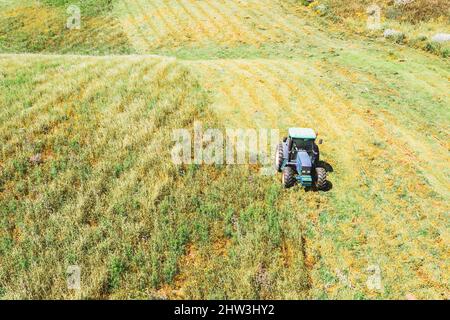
274;128;327;190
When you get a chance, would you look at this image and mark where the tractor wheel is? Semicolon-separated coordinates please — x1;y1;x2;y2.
315;167;327;190
282;167;296;189
274;143;283;172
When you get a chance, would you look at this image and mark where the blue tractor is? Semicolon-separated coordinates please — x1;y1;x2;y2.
274;128;327;189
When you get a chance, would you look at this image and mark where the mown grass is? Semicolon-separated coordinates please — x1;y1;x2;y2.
303;0;449;22
0;55;212;298
0;3;134;54
0;55;320;299
298;0;450;58
0;0;448;300
309;48;449;299
188;49;449;299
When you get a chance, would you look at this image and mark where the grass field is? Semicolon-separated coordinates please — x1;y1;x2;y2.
0;0;449;299
307;0;450;58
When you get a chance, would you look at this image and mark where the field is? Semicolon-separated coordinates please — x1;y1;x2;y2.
0;0;449;299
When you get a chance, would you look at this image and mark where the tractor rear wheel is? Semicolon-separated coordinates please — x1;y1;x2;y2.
315;167;327;190
274;143;283;172
282;167;296;188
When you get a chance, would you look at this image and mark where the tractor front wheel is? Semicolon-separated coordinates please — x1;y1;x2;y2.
274;143;283;172
282;167;296;189
315;167;327;190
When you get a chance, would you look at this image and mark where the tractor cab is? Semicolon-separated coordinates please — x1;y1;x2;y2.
286;128;317;162
275;128;327;189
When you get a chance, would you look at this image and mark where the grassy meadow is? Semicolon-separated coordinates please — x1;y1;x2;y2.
0;0;449;299
0;54;314;299
0;1;134;54
303;0;450;57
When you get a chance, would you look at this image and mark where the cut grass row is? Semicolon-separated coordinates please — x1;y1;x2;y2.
115;0;327;53
0;55;318;299
187;51;449;299
0;0;448;300
303;0;450;58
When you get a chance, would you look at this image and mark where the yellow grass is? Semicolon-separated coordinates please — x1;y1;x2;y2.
114;0;324;52
0;0;449;299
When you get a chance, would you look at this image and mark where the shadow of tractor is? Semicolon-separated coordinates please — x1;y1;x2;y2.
318;160;334;173
319;160;334;192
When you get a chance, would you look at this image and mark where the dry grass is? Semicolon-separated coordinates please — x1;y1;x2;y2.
114;0;323;53
0;5;134;54
0;55;192;298
304;0;450;57
394;0;449;23
188;53;450;299
0;0;449;300
314;0;449;23
0;55;312;299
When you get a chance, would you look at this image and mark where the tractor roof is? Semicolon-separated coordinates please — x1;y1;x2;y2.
288;128;316;140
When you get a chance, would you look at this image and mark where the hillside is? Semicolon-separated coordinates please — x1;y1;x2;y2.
0;0;449;299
